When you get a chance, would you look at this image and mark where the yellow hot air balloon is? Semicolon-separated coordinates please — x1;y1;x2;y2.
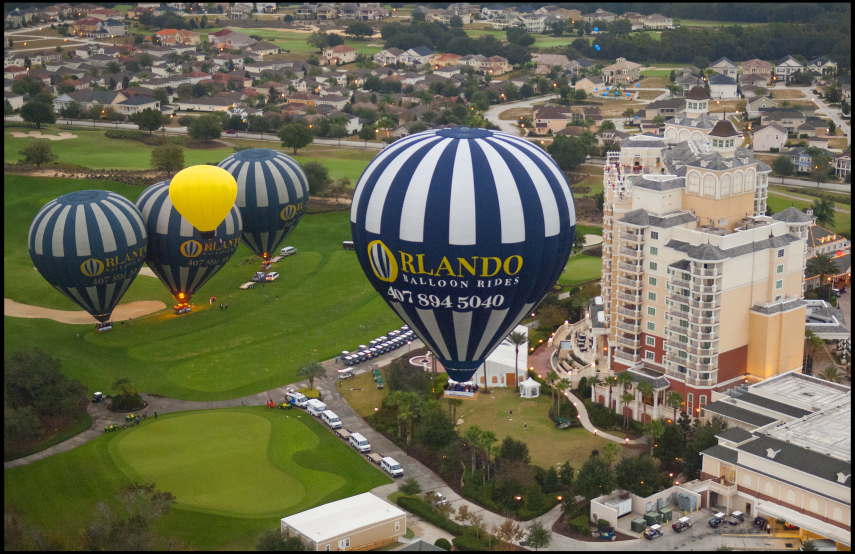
168;165;238;238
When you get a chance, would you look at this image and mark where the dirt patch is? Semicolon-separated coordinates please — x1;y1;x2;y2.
708;100;745;113
771;89;807;99
306;195;351;214
499;107;533;121
10;131;78;140
828;137;849;150
636;89;664;100
637;76;670;88
4;298;167;324
593;101;645;118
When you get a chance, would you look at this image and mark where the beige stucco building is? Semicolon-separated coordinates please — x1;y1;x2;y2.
592;112;808;419
281;493;406;551
699;372;850;549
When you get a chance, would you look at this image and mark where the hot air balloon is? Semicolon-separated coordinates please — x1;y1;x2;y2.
350;128;576;383
136;181;243;313
168;165;238;239
218;149;309;266
28;190;148;326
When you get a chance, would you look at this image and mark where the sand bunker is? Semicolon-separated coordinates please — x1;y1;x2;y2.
10;131;78;140
4;298;167;325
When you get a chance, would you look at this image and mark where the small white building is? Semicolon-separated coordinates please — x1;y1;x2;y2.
519;377;541;399
281;493;406;551
476;325;529;388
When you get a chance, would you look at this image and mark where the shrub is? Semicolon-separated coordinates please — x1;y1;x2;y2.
434;538;451;551
770;147;779;152
111;392;143;411
396;497;466;536
452;533;497;551
297;387;320;399
567;514;591;535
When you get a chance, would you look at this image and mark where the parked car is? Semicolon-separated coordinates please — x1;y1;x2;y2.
754;516;767;526
265;272;279;281
280;246;297;256
224;129;235;134
709;514;727;528
730;511;744;523
643;524;663;540
251;271;266;282
672;517;692;533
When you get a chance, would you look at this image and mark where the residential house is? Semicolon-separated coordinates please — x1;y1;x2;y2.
52;89;127;112
481;5;506;18
741;59;772;82
490;14;520;29
432;53;461;68
533;106;574;134
448;2;477;16
752;123;787;152
115;95;160;116
94;19;125;37
518;14;546;33
602;57;641;85
223;31;256;49
644;14;672;29
707;73;738;100
808;57;836;74
5;91;24;110
174;95;239;112
786;146;833;173
584;8;617;23
480;56;510;75
71;17;100;36
562;58;595;77
126;6;152;19
559;9;583;22
357;5;388;20
400;46;435;67
833;151;850;180
596;129;630;147
533;53;570;69
373;48;404;66
4;66;28;79
287;92;318;107
746;96;777;119
575;76;604;96
153;4;183;16
229;4;251;18
322;45;357;66
775;55;804;83
640;98;685;120
739;74;769;89
338;3;358;19
155;29;201;46
316;5;336;19
295;3;316;19
806;223;850;260
759;108;807;133
710;57;738;79
245;41;281;56
427;9;471;25
314;94;349;110
619;11;647;29
675;73;703;92
86;8;121;20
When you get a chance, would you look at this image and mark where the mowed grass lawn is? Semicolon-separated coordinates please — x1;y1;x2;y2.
4;175;404;401
4;407;391;550
767;194;850;233
457;388;624;470
558;254;602;287
339;369;389;419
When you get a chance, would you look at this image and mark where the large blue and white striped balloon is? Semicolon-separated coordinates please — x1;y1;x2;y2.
217;148;309;259
351;128;576;382
28;190;148;322
136;181;243;305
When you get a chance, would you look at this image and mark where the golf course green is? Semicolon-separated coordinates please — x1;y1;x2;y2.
4;407;391;550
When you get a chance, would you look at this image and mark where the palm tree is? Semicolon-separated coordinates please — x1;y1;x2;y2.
587;375;602;401
605;375;618;410
399;399;418;446
296;360;325;391
556;378;570;411
804;329;825;368
463;425;483;472
817;366;845;383
477;430;498;482
666;391;684;416
636;381;654;422
601;441;619;467
447;397;463;424
383;390;406;438
503;330;529;391
645;419;666;456
546;370;559;410
621;393;634;430
616;371;634;399
806;253;837;296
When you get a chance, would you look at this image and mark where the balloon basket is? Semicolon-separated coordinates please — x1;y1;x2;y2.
443;390;477;400
173;304;192;315
95;322;113;332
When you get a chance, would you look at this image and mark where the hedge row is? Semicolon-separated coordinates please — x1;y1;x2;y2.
396;497;466;536
104;129;188;147
787;187;851;205
452;534;498;551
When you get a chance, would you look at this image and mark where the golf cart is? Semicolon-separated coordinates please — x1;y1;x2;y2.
338;368;355;379
104;424;121;433
709;513;727;528
672;516;692;533
92;391;105;403
643;524;663;540
554;417;575;429
727;511;744;525
377;377;385;389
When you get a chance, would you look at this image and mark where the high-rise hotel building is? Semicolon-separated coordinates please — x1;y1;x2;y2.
594;87;811;419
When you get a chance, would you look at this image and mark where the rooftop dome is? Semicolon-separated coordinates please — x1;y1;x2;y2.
686;86;710;100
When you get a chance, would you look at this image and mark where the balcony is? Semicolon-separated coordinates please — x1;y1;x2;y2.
616;336;640;348
691;284;719;294
671;275;692;286
689;315;717;325
614;349;640;363
668;324;689;336
687;330;717;341
687;362;715;372
670;293;690;304
686;346;716;356
616;320;640;332
666;368;687;380
665;353;688;365
619;262;643;273
619;232;643;244
618;307;641;319
619;277;642;289
618;292;641;304
690;299;717;309
619;247;643;259
691;267;720;277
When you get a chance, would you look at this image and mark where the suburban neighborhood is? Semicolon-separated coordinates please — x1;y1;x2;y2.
3;2;851;552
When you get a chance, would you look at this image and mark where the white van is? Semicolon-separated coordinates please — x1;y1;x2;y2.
306;399;326;417
321;410;341;429
349;432;370;452
280;246;297;257
285;390;308;408
381;456;403;477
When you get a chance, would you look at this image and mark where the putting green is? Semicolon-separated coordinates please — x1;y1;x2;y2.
5;407;392;550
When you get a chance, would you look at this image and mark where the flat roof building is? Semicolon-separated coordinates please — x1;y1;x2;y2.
281;493;406;551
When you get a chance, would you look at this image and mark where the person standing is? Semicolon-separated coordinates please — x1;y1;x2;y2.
220;303;223;309
524;423;527;433
154;411;158;419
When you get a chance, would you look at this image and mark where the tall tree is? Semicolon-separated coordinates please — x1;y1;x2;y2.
806;253;837;292
601;441;619;467
81;482;177;551
278;121;314;154
187;114;222;141
526;520;551;551
463;425;483;470
546;370;558;410
130;107;166;134
636;381;654;422
574;453;616;500
615;453;659;497
296;360;325;391
808;196;836;228
503;331;529;391
644;419;666;456
477;430;498;482
666;391;684;414
20;101;56;129
620;392;634;429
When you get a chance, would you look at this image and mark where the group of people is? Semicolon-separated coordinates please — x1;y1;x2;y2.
95;322;112;330
444;381;478;393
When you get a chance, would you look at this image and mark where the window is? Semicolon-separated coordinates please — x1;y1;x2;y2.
647;307;656;316
648;292;657;301
395;522;400;532
775;279;783;289
647;322;655;331
650;231;659;240
645;351;655;360
679;335;688;343
776;264;784;274
649;262;658;270
680;304;689;312
646;336;656;346
679;319;689;328
679;350;687;358
682;273;690;281
777;248;785;258
650;246;658;255
687;393;693;404
649;277;657;286
700;395;706;405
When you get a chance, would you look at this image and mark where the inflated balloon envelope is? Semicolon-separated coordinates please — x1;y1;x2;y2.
28;190;148;322
168;165;238;239
351;128;576;382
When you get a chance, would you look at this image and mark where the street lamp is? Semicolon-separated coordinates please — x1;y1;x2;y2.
374;406;378;425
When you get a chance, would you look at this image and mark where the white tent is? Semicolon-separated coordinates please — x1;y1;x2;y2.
519;377;541;398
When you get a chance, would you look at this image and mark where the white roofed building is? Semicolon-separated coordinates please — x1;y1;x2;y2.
477;325;529;389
